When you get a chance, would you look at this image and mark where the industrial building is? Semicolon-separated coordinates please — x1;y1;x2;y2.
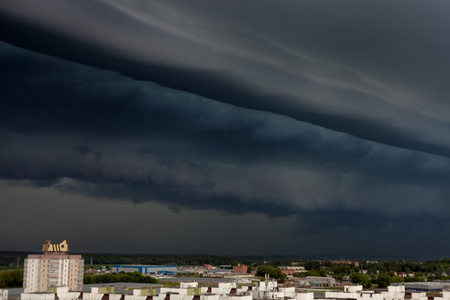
403;282;450;291
303;276;336;286
23;240;84;293
110;265;177;276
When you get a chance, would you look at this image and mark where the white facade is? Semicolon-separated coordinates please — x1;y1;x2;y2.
382;285;410;300
322;284;450;300
21;287;81;300
107;284;446;300
0;289;8;300
82;285;252;300
19;280;450;300
23;258;41;293
435;290;450;300
296;292;313;300
180;282;199;288
344;285;363;293
325;285;382;300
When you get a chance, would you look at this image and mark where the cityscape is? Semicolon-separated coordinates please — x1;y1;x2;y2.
1;240;450;300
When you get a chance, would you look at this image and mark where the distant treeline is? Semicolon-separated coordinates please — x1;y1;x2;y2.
0;270;23;288
84;272;157;284
2;251;450;278
0;252;267;267
79;254;267;267
295;259;450;285
0;252;30;268
2;252;450;289
302;259;450;276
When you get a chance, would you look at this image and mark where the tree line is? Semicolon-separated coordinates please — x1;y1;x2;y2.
76;253;265;267
0;270;23;288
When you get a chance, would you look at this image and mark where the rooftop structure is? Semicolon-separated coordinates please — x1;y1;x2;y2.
18;279;450;300
42;240;69;254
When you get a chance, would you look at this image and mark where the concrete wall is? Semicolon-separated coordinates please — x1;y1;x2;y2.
21;286;81;300
345;285;363;293
181;283;198;289
22;281;450;300
296;292;313;300
382;285;406;300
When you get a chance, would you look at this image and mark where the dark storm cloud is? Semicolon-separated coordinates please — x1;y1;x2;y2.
2;0;450;256
2;41;450;223
2;0;450;158
289;209;450;259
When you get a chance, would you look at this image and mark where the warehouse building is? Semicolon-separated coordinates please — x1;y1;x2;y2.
110;265;177;276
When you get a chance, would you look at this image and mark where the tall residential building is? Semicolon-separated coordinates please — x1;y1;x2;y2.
23;240;84;293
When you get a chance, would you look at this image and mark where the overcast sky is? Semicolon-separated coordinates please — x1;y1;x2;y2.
1;0;450;259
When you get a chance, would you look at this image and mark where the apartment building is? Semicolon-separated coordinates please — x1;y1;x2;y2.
23;240;84;293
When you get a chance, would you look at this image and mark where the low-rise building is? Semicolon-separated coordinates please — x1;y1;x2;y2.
21;287;81;300
233;264;247;274
403;282;450;291
0;289;8;300
304;276;336;286
17;274;450;300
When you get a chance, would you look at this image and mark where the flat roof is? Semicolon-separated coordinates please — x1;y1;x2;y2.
83;283;162;293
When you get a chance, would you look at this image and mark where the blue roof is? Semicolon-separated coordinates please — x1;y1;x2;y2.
112;265;177;268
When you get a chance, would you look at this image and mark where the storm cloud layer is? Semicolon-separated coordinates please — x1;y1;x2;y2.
2;0;450;157
1;0;450;257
